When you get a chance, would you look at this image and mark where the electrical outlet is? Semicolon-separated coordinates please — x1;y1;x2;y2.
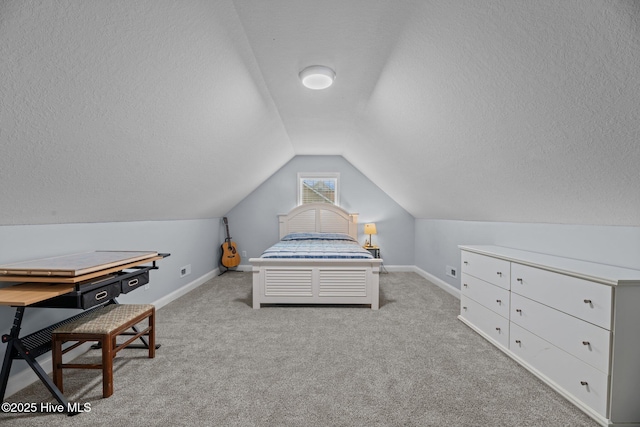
180;264;191;278
242;251;247;257
446;265;457;278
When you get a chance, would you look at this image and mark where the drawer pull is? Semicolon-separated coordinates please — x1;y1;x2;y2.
496;272;502;277
463;283;468;287
582;341;590;346
463;261;468;265
515;340;521;344
515;309;522;314
462;306;467;310
128;278;139;287
516;278;523;283
583;299;592;304
496;299;501;304
580;381;588;386
495;327;501;331
95;290;108;301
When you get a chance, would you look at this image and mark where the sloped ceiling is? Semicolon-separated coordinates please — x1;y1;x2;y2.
0;0;294;225
1;0;639;226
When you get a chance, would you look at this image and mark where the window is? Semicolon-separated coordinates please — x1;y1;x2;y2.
298;172;339;205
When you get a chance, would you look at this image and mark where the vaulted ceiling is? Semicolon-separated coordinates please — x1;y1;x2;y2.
1;0;639;226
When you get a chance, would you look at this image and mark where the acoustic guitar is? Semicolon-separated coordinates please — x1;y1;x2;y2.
221;217;241;268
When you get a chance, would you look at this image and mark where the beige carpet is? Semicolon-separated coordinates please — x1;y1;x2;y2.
3;272;598;426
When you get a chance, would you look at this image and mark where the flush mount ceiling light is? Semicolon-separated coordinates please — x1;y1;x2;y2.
299;65;335;90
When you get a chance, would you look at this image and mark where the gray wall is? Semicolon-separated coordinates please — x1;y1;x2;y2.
225;155;415;266
0;218;219;389
416;219;640;290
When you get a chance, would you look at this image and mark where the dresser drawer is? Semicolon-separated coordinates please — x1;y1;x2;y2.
511;263;612;329
510;323;609;417
511;293;611;373
460;295;509;348
461;251;510;289
461;273;510;318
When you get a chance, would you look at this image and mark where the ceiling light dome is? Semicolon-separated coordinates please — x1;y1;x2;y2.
299;65;335;90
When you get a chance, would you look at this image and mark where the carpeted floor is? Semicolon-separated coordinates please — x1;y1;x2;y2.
2;272;598;426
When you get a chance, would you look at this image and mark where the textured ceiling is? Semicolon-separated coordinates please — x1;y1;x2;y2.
1;0;639;226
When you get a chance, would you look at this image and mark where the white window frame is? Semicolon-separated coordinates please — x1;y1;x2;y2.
297;172;340;206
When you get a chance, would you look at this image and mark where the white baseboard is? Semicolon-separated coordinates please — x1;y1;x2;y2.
152;268;219;309
411;266;461;299
3;268;219;399
372;264;460;299
381;264;414;272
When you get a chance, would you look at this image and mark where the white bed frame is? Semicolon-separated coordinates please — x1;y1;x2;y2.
249;203;382;309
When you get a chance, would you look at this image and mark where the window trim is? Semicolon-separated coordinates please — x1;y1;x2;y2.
297;172;340;206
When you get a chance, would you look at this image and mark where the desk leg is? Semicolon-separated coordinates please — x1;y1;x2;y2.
0;339;13;400
0;307;75;415
13;339;72;410
0;306;25;401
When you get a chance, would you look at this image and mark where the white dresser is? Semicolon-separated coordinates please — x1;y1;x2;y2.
458;245;640;427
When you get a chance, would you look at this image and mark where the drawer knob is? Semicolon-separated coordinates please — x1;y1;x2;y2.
580;381;588;387
516;278;523;283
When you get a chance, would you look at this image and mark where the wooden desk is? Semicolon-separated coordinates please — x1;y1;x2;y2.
0;250;161;282
0;283;76;306
0;251;168;413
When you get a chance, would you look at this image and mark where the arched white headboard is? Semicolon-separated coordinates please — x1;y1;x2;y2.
278;204;358;239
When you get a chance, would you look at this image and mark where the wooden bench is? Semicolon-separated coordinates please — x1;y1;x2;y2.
51;304;155;398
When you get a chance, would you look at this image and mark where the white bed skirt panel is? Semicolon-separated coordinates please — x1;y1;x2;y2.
250;258;382;309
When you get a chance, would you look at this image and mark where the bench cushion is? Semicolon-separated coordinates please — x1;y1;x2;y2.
53;304;154;335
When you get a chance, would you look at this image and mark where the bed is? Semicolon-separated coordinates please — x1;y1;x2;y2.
249;203;382;309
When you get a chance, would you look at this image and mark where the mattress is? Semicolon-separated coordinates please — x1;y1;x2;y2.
260;232;373;259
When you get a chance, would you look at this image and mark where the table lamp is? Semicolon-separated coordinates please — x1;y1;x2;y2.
364;223;377;247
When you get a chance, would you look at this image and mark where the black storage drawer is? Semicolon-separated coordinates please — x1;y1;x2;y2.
81;282;120;309
120;271;149;294
32;274;120;309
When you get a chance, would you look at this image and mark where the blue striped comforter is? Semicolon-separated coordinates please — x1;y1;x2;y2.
261;232;373;259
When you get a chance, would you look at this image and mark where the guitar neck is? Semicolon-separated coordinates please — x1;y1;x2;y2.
222;221;231;241
223;218;233;247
